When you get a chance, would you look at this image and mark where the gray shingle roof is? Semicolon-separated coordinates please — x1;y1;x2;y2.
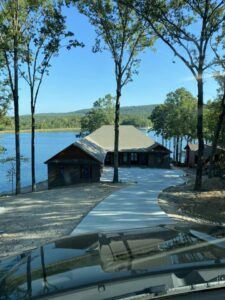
45;125;170;165
75;138;107;164
186;143;199;152
84;125;159;152
186;143;225;157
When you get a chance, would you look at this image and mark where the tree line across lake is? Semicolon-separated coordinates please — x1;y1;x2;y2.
0;103;154;131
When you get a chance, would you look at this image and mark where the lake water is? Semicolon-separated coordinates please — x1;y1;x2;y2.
0;131;78;193
0;130;172;194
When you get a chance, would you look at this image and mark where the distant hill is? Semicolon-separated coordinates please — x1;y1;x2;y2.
31;104;157;118
2;104;158;131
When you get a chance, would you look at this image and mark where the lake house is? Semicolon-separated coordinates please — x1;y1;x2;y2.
45;125;170;188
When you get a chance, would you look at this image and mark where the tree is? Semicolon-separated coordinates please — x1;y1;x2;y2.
207;35;225;176
165;88;197;140
121;114;150;127
81;94;115;133
206;79;225;176
20;1;83;192
77;0;153;182
128;0;225;190
93;93;115;122
0;156;29;194
150;104;168;137
0;80;11;130
150;88;197;163
0;76;11;153
0;0;30;194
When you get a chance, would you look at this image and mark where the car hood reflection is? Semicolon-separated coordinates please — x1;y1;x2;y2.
2;224;225;299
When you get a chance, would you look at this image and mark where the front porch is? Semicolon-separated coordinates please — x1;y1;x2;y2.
104;151;170;168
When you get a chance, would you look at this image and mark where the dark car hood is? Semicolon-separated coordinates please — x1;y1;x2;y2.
2;224;225;299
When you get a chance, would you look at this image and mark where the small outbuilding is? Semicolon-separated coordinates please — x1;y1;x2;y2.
184;143;224;167
45;139;106;189
45;125;171;188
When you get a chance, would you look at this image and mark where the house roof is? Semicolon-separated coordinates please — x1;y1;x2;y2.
84;125;168;152
185;143;225;157
45;139;106;164
45;125;170;165
75;138;107;163
185;143;199;152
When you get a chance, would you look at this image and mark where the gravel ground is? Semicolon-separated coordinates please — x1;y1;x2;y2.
158;168;225;225
0;182;125;258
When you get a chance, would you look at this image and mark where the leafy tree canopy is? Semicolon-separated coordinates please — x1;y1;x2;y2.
81;94;115;133
150;88;197;140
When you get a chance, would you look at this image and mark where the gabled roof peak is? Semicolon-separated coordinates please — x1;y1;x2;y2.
84;125;158;152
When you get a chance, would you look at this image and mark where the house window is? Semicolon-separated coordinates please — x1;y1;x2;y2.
131;153;138;162
123;153;128;162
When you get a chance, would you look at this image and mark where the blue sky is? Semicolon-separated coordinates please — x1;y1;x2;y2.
17;6;218;115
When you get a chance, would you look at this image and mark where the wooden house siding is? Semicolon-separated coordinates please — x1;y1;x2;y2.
46;144;102;188
148;153;170;168
105;151;170;168
184;143;224;168
185;146;197;167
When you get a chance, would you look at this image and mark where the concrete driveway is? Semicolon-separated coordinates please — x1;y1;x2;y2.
71;167;184;235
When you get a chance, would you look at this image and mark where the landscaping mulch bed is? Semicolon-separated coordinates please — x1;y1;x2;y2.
159;168;225;225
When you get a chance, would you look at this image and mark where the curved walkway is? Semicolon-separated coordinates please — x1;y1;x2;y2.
71;167;184;235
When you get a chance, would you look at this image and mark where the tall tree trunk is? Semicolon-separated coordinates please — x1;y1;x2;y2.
194;75;204;191
179;137;183;163
14;18;21;195
173;136;176;161
176;136;179;163
208;87;225;178
31;103;36;192
14;96;20;195
113;80;121;183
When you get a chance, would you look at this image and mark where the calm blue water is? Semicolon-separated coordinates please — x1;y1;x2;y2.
0;131;78;193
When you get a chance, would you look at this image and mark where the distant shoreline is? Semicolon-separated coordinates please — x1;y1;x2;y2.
0;128;81;134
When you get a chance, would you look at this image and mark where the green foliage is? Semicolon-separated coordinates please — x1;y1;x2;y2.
121;114;151;128
0;85;11;130
0;145;6;154
69;104;157;117
93;94;115;121
0;104;157;131
81;94;115;133
0;81;11;150
150;104;168;137
2;115;81;131
80;94;152;132
150;88;197;140
205;100;225;146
